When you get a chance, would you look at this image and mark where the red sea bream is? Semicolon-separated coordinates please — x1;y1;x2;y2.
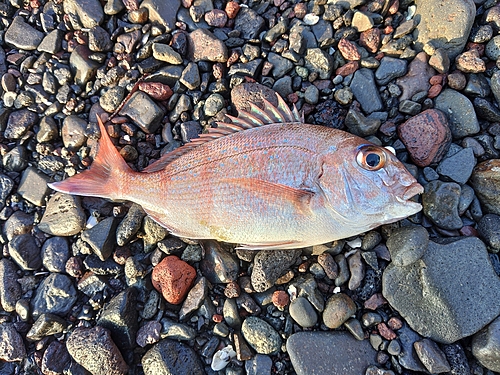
49;94;423;250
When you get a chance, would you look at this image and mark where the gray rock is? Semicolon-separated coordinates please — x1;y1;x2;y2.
474;97;500;122
3;210;33;241
0;259;21;312
375;57;408;85
39;193;86;236
88;25;113;52
63;0;104;29
70;45;101;86
267;52;294;79
287;331;377;375
414;338;451;373
350;69;383;114
344;107;381;137
0;173;14;211
491;70;500;106
26;313;67;341
399;100;421;115
81;217;118;261
83;254;122;275
322;293;356;329
116;203;146;246
38;29;63;54
100;86;126;113
67;326;128;375
2;145;28;172
62;115;87;150
32;273;77;318
18;167;50;206
5;16;44;50
471;159;500;215
204;93;225;117
397;323;428;372
289;297;318;328
152;43;183;64
472;315;500;372
98;287;138;349
42;237;70;273
304;48;334;80
0;323;26;362
241;316;281;355
77;272;109;297
464;73;490;98
478;214;500;251
223;298;241;329
4;109;38;139
486;35;500;61
8;233;41;271
245;354;272;375
179;62;201;90
383;237;500;343
234;7;265;40
160;318;197;341
251;249;301;292
41;341;72;375
436;147;476;184
141;0;180;32
413;0;475;59
434;89;480;139
120;91;165;134
228;59;263;77
179;277;208;320
347;250;364;290
386;226;429;267
37;116;58;143
442;343;470;375
142;216;168;252
142;339;205;375
422;180;463;230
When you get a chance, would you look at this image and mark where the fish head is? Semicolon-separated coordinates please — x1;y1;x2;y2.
319;138;423;226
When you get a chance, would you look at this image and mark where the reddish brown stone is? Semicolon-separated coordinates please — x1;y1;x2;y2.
359;28;381;54
151;256;196;304
387;317;403;330
225;1;240;19
459;225;479;237
377;322;397;340
428;84;443;99
396;52;436;101
447;71;467;90
338;38;361;60
429;74;445;86
335;60;359;77
272;290;290;309
397;109;452;167
205;9;228;27
294;2;307;18
364;293;387;310
138;82;173;101
455;49;486;73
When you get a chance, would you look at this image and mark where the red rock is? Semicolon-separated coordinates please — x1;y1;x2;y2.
205;9;228;27
138;82;173;101
338;38;361;60
429;74;445;86
336;60;359;77
294;3;307;18
447;71;467;90
377;322;397;340
428;84;443;99
387;317;403;330
152;256;196;304
359;28;381;54
460;225;479;237
396;52;436;101
364;293;387;310
397;109;452;167
455;49;486;73
388;0;399;14
272;290;290;309
225;1;240;19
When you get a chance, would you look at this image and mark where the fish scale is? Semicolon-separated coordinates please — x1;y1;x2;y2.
49;94;424;250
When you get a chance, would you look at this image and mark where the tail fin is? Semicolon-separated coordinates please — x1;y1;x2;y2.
48;116;132;200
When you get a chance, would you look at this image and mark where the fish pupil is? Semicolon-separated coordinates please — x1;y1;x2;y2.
366;153;381;167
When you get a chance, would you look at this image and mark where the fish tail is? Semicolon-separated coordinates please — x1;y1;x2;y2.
48;116;131;200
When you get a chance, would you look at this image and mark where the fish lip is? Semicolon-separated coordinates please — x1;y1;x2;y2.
401;182;424;201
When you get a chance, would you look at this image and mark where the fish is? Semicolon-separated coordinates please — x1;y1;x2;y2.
48;93;424;250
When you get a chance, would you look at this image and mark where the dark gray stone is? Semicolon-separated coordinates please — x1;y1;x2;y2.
8;233;41;271
344;108;381;137
116;203;146;246
383;237;500;343
386;226;429;267
422;180;462;230
414;338;451;373
267;52;294;79
0;259;21;312
350;69;383;114
251;249;301;292
442;343;470;375
83;254;122;275
478;214;500;252
474;97;500;122
0;323;26;362
287;331;377;375
26;313;67;341
228;59;263;77
2;145;28;172
142;339;205;375
464;74;490;98
436;147;476;184
241;316;281;355
38;29;63;54
62;115;87;150
70;45;101;86
434;89;480;139
245;354;272;375
0;173;14;211
4;109;38;140
200;240;239;284
375;57;408;85
472;316;500;372
32;273;78;318
63;0;104;28
234;7;265;40
141;0;180;32
179;62;201;90
397;323;427;372
5;16;44;50
81;217;118;261
42;236;70;273
179;277;208;320
119;91;165;134
289;297;318;328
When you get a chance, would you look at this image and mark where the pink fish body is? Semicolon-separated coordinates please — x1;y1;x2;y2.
49;94;423;250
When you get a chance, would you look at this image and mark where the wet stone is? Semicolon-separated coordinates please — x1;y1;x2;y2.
350;68;383;114
323;293;356;329
477;214;500;252
98;287;138;349
81;217;118;261
179;62;201;90
0;323;26;362
39;193;86;236
0;259;21;312
37;116;58;143
41;341;72;375
375;57;407;86
5;16;44;50
241;316;282;355
137;321;162;348
116;203;146;246
2;145;28;172
8;233;41;271
287;331;377;375
251;249;301;292
4;109;38;140
26;313;67;341
304;48;334;80
0;173;13;211
32;273;78;318
474;97;500;122
67;326;128;375
179;277;208;320
434;89;480;139
119;91;165;134
289;297;318;328
414;338;451;373
464;74;490;98
42;236;70;273
142;339;205;375
78;272;108;296
422;180;462;230
3;211;33;241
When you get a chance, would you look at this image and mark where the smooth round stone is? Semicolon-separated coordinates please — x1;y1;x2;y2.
414;338;451;373
486;35;500;61
0;323;26;362
386;226;429;266
289;297;318;328
434;89;480;139
304;85;319;104
422;180;463;230
477;214;500;251
32;274;78;318
142;339;205;375
3;210;33;241
0;259;21;312
204;93;225;117
472;316;500;372
470;159;500;215
322;293;356;329
241;316;282;355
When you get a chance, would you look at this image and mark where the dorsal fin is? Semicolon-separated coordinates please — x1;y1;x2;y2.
142;93;304;173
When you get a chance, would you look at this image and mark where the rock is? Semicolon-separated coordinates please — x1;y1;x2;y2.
397;109;451;167
4;109;38;140
0;323;26;362
136;321;162;347
100;86;126;113
63;0;104;28
66;326;128;375
251;249;301;292
0;259;21;312
142;339;205;375
81;217;118;261
41;341;72;375
179;277;208;320
470;159;500;215
62;115;87;150
187;29;228;63
344;107;381;137
38;29;64;54
70;45;101;86
32;273;78;318
231;82;279;113
386;226;429;267
289;297;318;328
152;43;183;64
383;237;500;343
434;89;480;139
179;62;201;90
396;52;435;101
3;210;33;241
350;68;383;114
477;214;500;251
241;316;282;355
287;331;377;375
472;316;500;372
39;193;86;236
8;233;42;271
141;0;179;32
455;49;486;73
37;116;58;143
352;11;374;32
26;313;67;341
486;35;500;61
204;93;225;116
200;240;239;284
422;180;463;230
5;16;44;50
413;0;475;59
151;256;196;304
160;318;197;341
88;25;113;52
414;338;451;373
304;48;334;80
17;167;50;206
323;293;356;329
234;7;265;39
436;147;475;184
119;91;165;134
116;203;146;246
245;354;272;375
396;323;428;372
375;57;407;85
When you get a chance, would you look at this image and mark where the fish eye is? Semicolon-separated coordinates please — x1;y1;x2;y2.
356;146;386;171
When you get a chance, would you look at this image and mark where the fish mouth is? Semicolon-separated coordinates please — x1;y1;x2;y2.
396;182;424;205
